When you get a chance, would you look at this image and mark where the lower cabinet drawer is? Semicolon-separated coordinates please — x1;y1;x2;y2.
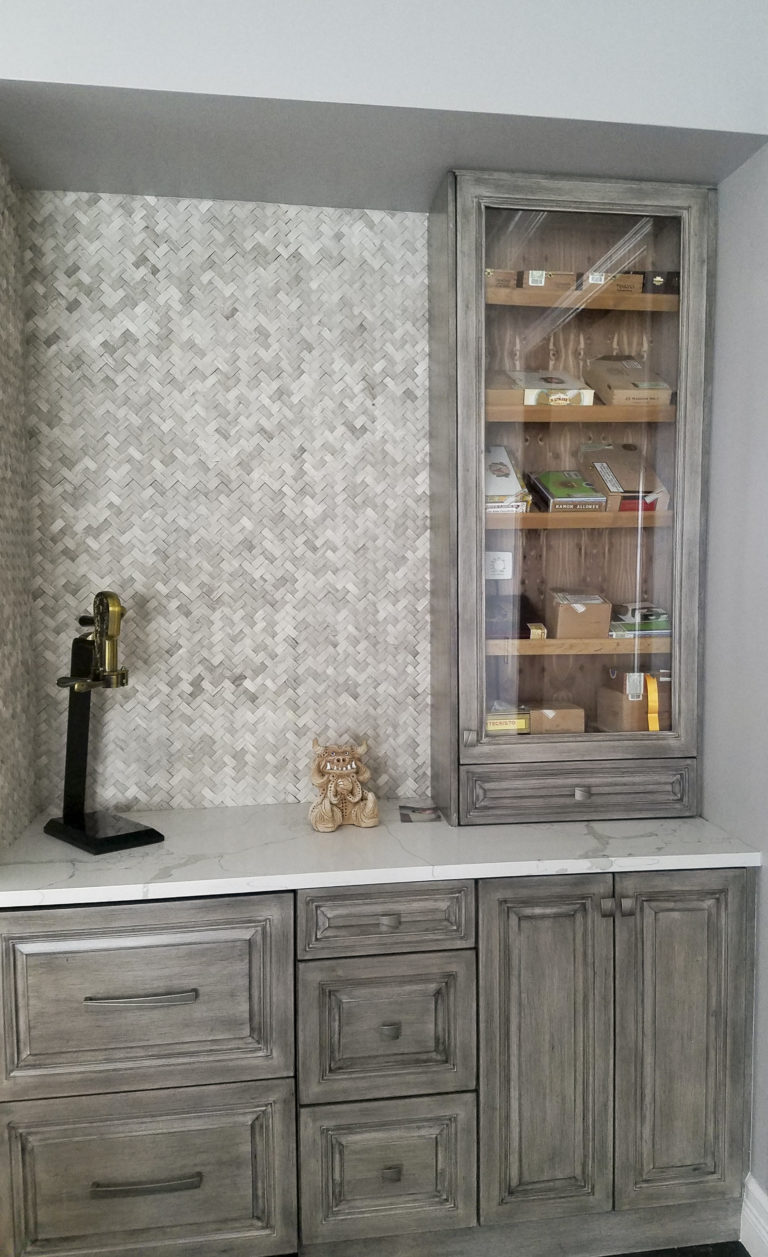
299;1093;477;1244
0;894;294;1099
0;1079;297;1257
298;951;476;1103
461;759;697;824
296;881;475;958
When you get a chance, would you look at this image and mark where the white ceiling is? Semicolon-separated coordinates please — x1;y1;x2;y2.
3;0;767;136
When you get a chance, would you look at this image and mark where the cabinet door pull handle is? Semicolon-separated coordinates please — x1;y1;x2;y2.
620;897;636;917
600;897;616;918
378;913;401;932
90;1172;203;1198
381;1164;403;1183
574;785;592;801
84;990;199;1007
379;1021;402;1040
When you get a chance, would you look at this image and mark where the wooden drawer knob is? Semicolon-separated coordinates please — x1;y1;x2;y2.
379;1021;402;1040
381;1164;403;1183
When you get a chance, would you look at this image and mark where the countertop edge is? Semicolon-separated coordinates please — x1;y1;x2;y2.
0;849;760;910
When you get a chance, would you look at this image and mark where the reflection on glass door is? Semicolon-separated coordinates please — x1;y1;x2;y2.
482;208;680;741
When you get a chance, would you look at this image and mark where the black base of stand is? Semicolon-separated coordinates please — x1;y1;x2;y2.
44;812;164;855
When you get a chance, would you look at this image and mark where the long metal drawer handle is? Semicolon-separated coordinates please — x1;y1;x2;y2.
83;990;199;1007
379;1021;402;1040
381;1165;403;1183
90;1172;203;1198
378;913;402;932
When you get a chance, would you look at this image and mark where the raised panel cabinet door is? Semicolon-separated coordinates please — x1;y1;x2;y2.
0;1079;297;1257
0;894;294;1099
479;875;614;1223
298;951;476;1103
299;1093;477;1244
614;868;749;1209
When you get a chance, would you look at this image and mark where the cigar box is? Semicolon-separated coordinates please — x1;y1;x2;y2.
518;270;577;292
577;271;644;294
485;445;531;512
608;604;671;638
486;705;531;735
579;441;670;512
484;269;519;293
597;669;672;732
486;371;594;408
583;356;673;406
545;591;612;639
527;702;586;734
529;469;607;513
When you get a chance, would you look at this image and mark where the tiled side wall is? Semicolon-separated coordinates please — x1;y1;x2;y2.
0;157;33;845
25;192;431;812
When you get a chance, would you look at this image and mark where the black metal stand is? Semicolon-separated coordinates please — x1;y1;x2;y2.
44;637;164;855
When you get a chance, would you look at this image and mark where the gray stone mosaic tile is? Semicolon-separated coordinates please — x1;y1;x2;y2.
0;156;34;846
24;192;431;814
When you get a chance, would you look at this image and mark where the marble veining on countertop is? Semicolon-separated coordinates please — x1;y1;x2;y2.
0;801;760;908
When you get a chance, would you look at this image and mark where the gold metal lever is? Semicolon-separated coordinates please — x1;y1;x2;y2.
56;591;129;691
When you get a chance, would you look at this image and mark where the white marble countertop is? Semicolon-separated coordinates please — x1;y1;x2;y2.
0;801;760;908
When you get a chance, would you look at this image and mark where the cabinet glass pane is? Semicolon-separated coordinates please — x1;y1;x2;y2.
483;207;681;741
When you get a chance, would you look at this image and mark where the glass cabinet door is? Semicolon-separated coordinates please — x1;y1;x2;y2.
481;206;682;746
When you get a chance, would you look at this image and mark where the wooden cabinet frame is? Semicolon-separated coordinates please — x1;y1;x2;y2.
429;171;716;823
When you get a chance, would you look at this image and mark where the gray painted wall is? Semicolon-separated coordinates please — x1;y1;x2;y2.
0;154;33;848
1;0;767;135
703;141;768;1190
24;191;431;815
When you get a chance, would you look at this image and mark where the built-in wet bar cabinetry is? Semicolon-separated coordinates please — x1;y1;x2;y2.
0;803;758;1257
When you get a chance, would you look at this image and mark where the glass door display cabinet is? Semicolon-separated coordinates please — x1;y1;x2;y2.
429;172;713;824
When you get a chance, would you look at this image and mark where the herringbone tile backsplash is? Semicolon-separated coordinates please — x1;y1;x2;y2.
0;157;33;848
24;192;431;814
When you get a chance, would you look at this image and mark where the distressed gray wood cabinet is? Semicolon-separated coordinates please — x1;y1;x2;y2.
295;881;478;1246
429;170;714;824
479;869;750;1254
0;869;752;1257
0;894;297;1257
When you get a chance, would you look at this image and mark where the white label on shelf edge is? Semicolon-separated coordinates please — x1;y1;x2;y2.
587;272;606;285
527;270;546;286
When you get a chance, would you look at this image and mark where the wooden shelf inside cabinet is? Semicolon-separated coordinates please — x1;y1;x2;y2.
485;289;680;312
486;511;674;531
485;637;672;656
485;403;676;424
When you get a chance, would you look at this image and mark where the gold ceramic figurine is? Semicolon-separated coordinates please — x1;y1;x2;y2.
309;739;379;832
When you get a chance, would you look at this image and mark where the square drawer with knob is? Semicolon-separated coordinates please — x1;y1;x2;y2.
298;950;476;1103
299;1092;477;1244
